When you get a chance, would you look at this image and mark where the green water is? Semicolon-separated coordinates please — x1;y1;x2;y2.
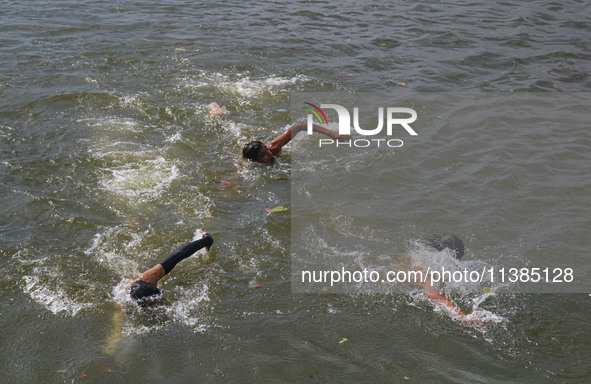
1;1;590;383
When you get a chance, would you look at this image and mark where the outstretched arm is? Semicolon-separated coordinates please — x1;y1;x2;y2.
159;232;213;274
267;120;353;155
127;231;213;288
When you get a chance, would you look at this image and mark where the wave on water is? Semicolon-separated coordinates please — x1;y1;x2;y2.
100;156;181;201
14;247;97;317
164;283;211;332
182;70;310;99
22;275;93;316
217;74;311;98
82;112;214;218
85;225;145;277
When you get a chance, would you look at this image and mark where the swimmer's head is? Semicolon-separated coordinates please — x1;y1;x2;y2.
426;234;465;260
242;141;275;164
129;280;162;307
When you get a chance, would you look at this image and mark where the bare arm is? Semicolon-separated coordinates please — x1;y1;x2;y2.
421;277;484;327
267;120;353;155
421;277;467;316
421;274;483;327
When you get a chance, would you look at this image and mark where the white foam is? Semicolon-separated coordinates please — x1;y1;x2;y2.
113;279;134;305
218;75;309;98
22;275;92;316
222;121;246;138
181;71;310;99
165;283;211;332
165;131;183;143
78;117;145;132
327;304;340;314
119;94;149;110
469;307;507;324
100;156;181;202
85;226;143;276
85;116;183;204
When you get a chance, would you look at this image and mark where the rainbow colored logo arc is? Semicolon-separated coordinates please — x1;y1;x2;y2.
303;102;328;126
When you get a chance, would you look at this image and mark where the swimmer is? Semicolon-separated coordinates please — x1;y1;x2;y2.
127;230;213;306
242;120;353;164
422;235;483;327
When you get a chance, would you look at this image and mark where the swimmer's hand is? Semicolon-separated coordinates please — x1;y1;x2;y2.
199;229;212;251
334;133;353;141
461;317;485;328
208;102;225;119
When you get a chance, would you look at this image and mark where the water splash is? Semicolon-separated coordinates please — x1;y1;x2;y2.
22;275;93;316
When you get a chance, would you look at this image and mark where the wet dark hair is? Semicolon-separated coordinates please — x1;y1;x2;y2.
130;280;161;306
426;235;465;260
242;141;264;161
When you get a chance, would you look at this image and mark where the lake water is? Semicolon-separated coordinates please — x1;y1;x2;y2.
1;1;590;383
